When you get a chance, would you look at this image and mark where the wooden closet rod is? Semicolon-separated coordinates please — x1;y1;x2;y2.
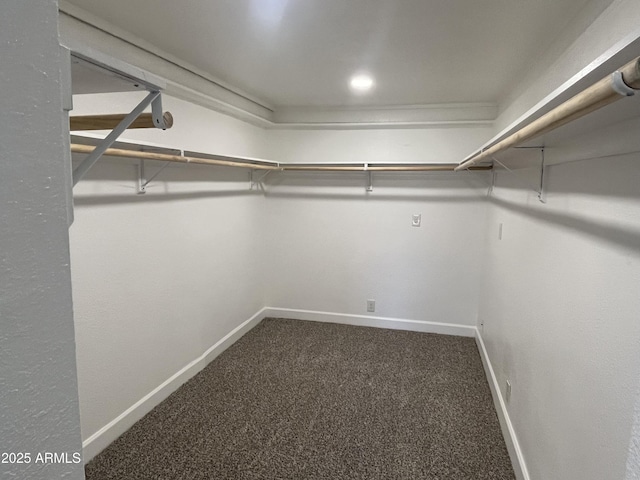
455;56;640;171
70;144;276;170
281;164;491;172
70;112;174;131
71;143;493;173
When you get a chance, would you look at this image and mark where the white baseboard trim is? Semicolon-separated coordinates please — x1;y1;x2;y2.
82;307;268;461
475;331;530;480
264;307;476;337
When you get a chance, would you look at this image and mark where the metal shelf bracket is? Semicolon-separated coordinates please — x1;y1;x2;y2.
487;169;496;197
250;170;272;190
73;91;163;186
492;147;547;203
538;148;547;204
137;158;173;194
151;94;171;129
365;164;373;192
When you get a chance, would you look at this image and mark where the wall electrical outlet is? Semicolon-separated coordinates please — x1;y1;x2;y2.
505;380;512;403
367;299;376;312
412;214;421;227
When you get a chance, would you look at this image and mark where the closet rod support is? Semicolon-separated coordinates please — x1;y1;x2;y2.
250;170;272;190
138;160;146;194
487;169;496;197
138;158;173;194
492;155;545;200
538;149;547;204
73;91;161;186
612;71;636;96
151;95;171;129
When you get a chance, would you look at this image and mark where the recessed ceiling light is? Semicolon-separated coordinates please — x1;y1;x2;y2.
350;74;374;92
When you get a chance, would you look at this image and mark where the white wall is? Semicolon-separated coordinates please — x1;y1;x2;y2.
478;127;640;479
475;3;640;478
0;1;85;479
263;125;493;330
627;389;640;478
69;93;268;457
267;127;491;164
262;125;493;327
263;170;489;327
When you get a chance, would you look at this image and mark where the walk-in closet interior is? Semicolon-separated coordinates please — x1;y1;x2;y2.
3;1;640;479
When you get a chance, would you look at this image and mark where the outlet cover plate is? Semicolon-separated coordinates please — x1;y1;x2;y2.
367;299;375;312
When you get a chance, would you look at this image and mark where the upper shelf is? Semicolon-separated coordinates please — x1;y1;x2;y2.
70;50;165;95
71;56;140;95
464;35;640;166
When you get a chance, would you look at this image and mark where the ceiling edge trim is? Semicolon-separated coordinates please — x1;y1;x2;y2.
266;120;495;131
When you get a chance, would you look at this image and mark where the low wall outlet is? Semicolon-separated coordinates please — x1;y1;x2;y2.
505;380;512;403
412;214;421;227
367;299;375;312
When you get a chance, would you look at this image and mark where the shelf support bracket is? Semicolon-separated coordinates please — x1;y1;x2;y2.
492;148;546;203
151;94;171;129
138;160;146;194
487;169;496;197
73;91;161;186
250;170;272;190
365;164;373;192
137;158;172;194
538;148;547;204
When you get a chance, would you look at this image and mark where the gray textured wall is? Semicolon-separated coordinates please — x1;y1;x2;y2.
0;1;84;478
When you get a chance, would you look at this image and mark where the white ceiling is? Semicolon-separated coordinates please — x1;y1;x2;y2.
65;0;594;109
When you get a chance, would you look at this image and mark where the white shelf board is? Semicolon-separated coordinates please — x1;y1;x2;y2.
467;35;640;164
70;49;165;95
70;133;281;168
71;57;140;95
